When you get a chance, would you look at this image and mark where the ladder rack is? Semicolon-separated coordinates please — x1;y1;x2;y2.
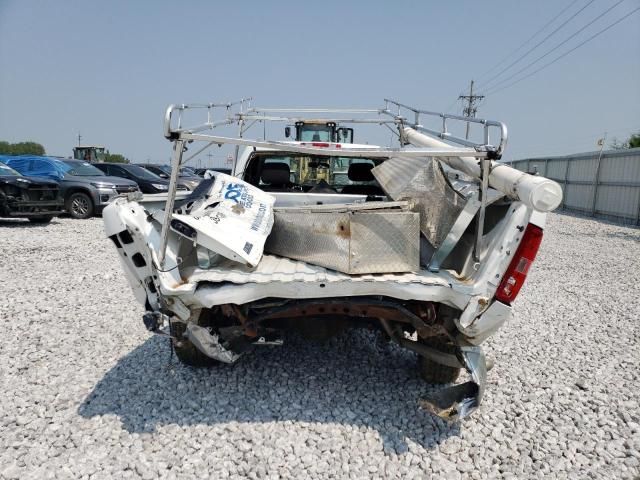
157;98;509;266
381;99;508;156
163;98;508;156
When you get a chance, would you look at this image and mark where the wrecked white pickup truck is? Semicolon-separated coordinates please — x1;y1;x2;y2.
103;99;562;421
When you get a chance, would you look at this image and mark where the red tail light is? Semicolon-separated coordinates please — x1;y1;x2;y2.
495;224;544;305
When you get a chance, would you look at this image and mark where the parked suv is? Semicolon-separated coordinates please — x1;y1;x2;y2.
0;161;64;223
194;167;232;177
93;163;188;194
137;163;201;190
3;156;139;219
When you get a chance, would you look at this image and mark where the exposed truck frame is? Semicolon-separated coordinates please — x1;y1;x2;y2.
103;99;562;421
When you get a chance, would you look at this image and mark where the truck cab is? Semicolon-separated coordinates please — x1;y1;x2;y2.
73;146;106;163
287;120;354;143
235;141;386;207
234;122;383;207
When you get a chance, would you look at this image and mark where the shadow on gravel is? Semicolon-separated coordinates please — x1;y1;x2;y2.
0;218;61;228
0;215;102;227
79;331;460;453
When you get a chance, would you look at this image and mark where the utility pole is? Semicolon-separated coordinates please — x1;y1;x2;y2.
459;80;484;139
77;132;82;146
591;132;607;216
207;152;214;168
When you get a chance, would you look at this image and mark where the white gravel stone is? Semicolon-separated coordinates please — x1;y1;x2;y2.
0;212;639;479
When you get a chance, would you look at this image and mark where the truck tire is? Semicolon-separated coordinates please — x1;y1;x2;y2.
417;337;461;384
170;320;220;368
66;192;94;219
28;215;54;224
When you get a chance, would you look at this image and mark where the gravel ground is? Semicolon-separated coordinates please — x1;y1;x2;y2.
1;212;639;479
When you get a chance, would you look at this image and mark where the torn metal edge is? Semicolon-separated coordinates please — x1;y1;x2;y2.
183;323;242;364
419;346;486;421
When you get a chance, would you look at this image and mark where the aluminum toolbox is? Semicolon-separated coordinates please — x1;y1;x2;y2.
264;201;420;274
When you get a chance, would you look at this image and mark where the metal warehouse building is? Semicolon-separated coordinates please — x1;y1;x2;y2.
507;148;640;225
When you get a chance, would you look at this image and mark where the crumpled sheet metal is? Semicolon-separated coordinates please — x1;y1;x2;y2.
419;346;486;421
372;156;466;249
184;323;241;364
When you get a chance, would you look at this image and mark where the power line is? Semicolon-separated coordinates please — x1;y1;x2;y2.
475;0;582;83
477;0;597;90
445;1;581;116
482;0;627;94
484;6;640;96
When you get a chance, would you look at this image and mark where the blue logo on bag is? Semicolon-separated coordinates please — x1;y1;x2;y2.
224;183;243;203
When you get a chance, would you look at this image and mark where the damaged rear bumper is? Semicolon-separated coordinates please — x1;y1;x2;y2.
379;316;488;421
419;346;486;421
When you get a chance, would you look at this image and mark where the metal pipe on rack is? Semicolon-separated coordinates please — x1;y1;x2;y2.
248;108;380;114
237;114;399;125
158;139;185;267
402;127;563;212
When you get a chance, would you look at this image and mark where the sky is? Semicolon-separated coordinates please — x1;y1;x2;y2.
1;0;639;167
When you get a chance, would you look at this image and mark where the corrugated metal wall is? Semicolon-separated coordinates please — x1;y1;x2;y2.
508;148;640;225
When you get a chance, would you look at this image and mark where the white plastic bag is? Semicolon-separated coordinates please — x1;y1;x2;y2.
171;173;275;267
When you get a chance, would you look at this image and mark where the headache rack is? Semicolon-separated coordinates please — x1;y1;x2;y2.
157;98;511;268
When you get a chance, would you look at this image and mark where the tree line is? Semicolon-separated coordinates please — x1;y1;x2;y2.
611;132;640;150
0;141;46;155
0;140;130;162
103;153;129;163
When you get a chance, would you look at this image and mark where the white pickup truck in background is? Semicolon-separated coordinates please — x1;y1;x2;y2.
103;99;562;421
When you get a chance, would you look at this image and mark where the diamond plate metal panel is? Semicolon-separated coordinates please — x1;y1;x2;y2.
350;211;420;274
265;204;420;274
372;156;466;248
265;211;352;273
